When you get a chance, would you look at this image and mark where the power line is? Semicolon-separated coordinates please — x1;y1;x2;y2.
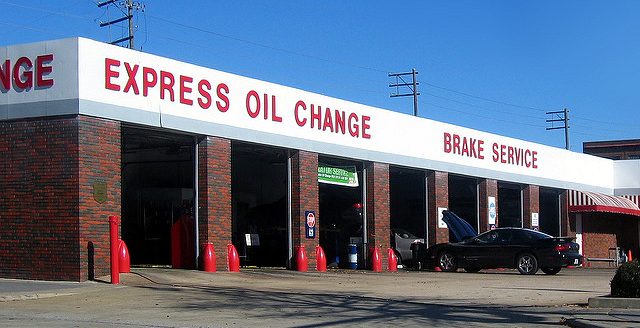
428;102;546;129
422;91;545;120
0;1;91;19
146;14;388;74
422;81;550;113
0;1;635;140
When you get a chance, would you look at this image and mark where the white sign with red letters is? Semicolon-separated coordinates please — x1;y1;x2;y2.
0;38;624;193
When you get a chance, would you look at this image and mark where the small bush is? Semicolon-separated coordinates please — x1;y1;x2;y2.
611;260;640;298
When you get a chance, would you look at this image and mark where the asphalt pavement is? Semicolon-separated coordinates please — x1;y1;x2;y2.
0;267;638;327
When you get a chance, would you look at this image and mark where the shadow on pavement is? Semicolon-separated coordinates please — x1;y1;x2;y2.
131;279;567;327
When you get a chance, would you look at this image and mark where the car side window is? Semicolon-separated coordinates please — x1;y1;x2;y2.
496;230;512;244
512;230;532;242
477;231;498;243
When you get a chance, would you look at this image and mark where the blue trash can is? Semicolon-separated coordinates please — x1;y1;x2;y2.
348;244;358;269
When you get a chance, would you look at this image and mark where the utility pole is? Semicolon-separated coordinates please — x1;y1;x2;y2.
97;0;145;49
546;108;570;150
389;69;420;116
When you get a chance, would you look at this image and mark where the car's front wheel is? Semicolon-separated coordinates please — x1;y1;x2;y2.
438;251;458;272
516;253;538;275
541;267;561;275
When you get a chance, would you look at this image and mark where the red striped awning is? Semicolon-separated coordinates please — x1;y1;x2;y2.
569;190;640;216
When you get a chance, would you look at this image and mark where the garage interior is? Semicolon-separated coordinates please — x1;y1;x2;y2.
319;157;364;268
389;167;426;264
231;142;288;268
539;187;561;236
121;126;196;268
498;182;523;228
448;175;479;234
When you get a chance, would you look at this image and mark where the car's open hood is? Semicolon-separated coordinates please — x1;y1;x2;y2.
442;210;478;242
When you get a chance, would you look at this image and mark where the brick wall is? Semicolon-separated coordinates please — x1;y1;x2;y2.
522;185;539;229
0;116;121;281
478;179;498;232
581;212;639;268
365;162;390;270
427;171;449;245
0;117;100;281
78;116;121;281
290;150;319;270
197;136;232;271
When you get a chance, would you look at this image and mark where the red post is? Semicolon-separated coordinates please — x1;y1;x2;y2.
118;239;130;273
171;220;182;269
387;248;398;272
202;243;216;272
109;216;120;284
295;245;308;272
316;246;327;272
371;247;382;272
227;244;240;272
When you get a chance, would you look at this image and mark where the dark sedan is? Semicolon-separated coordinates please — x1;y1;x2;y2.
425;211;583;275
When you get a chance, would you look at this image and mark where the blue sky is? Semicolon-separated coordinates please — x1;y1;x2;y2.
1;1;638;151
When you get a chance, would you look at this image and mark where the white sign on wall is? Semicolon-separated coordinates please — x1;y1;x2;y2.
531;212;539;227
0;37;626;194
488;196;497;225
438;207;448;228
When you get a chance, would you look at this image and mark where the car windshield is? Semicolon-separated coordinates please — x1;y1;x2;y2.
475;230;510;243
473;229;552;244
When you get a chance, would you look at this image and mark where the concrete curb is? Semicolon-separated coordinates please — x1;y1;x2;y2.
588;296;640;309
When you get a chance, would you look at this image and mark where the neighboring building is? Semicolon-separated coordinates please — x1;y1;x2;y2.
583;139;640;160
1;38;639;281
570;140;640;267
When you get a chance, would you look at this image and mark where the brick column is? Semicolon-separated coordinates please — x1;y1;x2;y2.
365;162;390;270
78;117;121;281
198;136;232;271
522;185;540;229
427;171;449;246
478;179;498;233
290;150;320;270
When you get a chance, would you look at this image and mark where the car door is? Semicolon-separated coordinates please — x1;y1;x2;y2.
459;230;503;268
491;229;515;267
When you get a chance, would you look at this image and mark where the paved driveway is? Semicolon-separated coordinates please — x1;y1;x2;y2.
0;268;623;327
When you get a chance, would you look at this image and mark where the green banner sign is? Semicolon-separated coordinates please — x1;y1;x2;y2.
318;165;359;187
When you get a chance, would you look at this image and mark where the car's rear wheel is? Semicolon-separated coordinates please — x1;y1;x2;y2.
541;267;561;275
464;267;481;273
438;251;458;272
516;253;538;275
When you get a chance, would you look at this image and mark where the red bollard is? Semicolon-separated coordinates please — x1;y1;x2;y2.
118;239;130;273
109;216;120;284
295;245;308;272
371;247;382;272
202;243;216;272
171;221;182;269
628;249;634;262
227;244;240;272
387;248;398;272
316;246;327;272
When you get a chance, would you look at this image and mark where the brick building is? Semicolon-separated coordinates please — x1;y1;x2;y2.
567;140;640;267
2;38;639;281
